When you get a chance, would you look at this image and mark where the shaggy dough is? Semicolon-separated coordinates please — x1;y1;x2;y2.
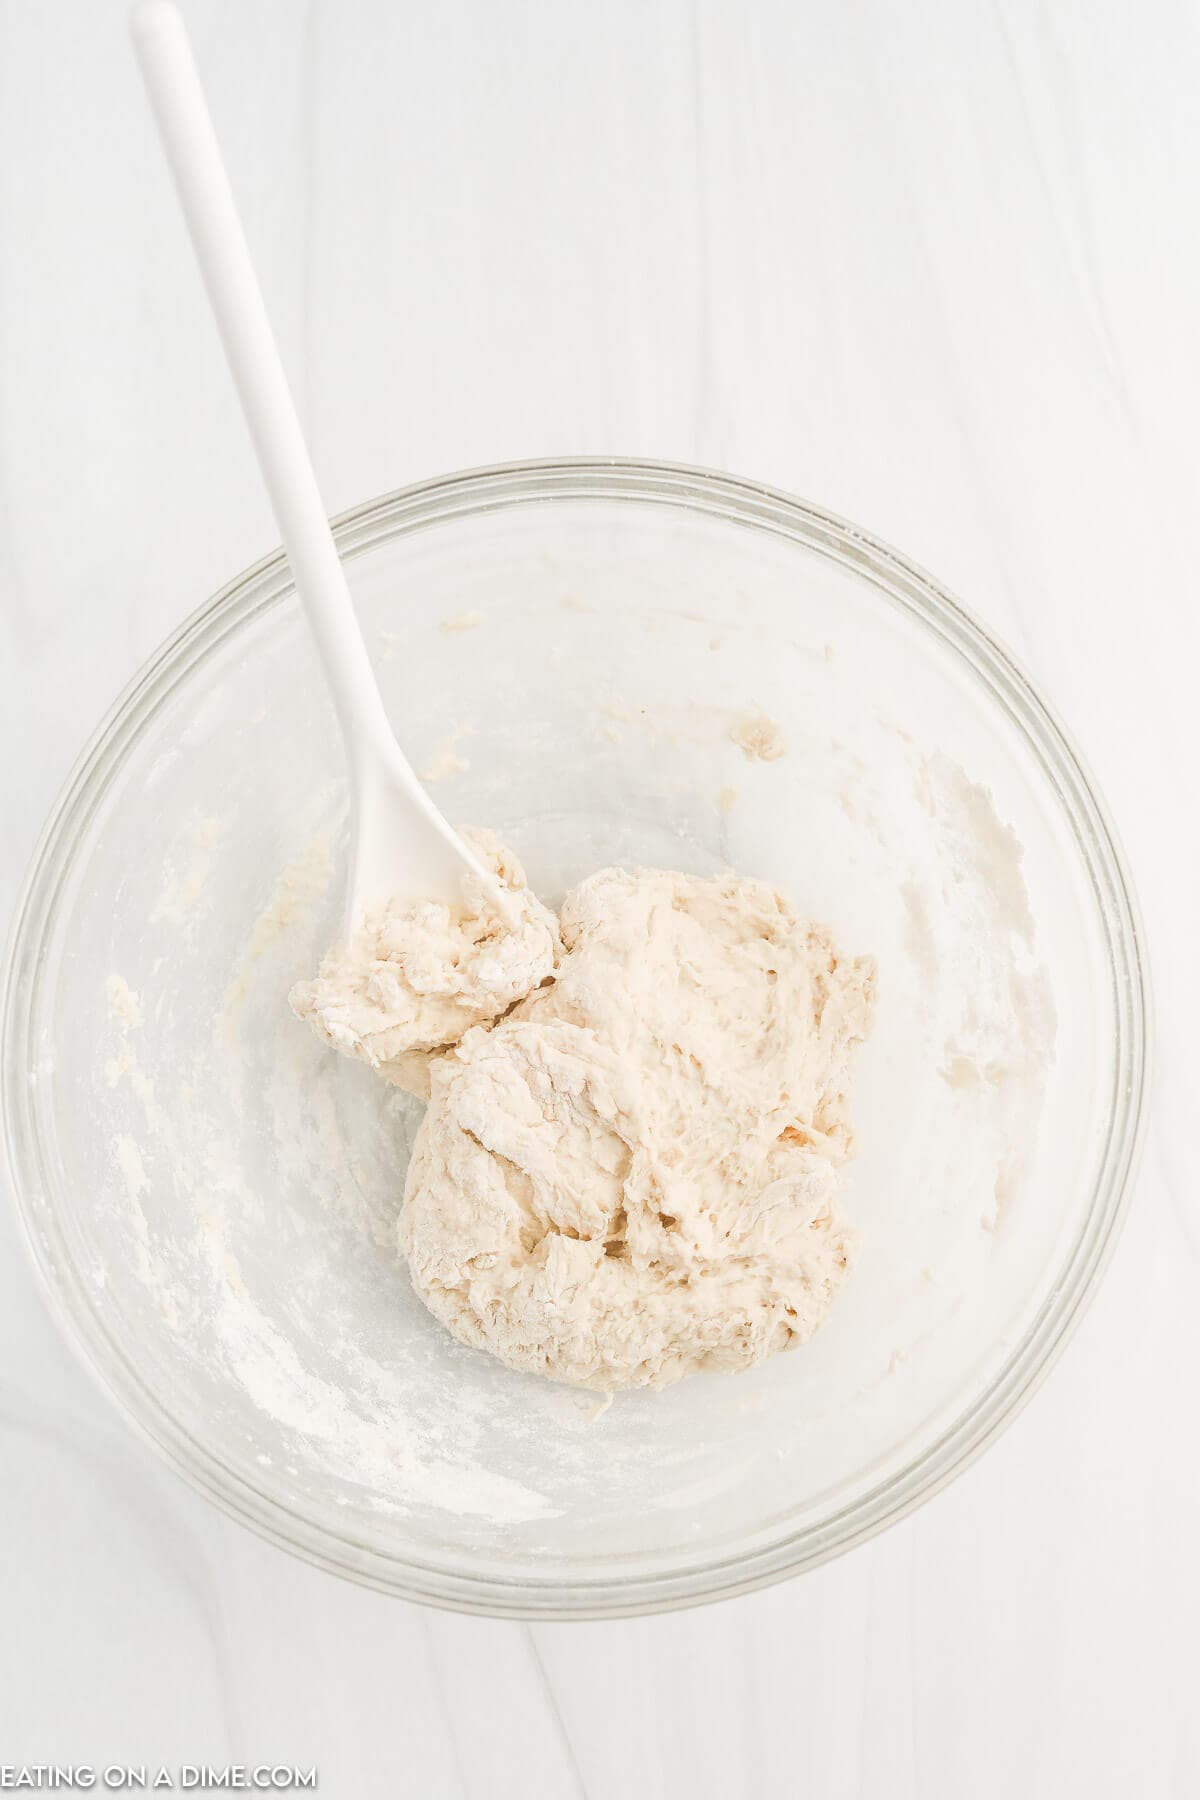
293;847;875;1391
290;829;560;1099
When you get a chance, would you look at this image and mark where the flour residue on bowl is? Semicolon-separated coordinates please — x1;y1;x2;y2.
900;748;1056;1234
419;725;473;783
99;812;561;1529
219;833;334;1051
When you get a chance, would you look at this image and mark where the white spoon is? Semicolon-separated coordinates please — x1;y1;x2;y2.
130;0;493;931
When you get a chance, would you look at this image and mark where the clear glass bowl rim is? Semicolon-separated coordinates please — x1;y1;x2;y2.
1;457;1151;1619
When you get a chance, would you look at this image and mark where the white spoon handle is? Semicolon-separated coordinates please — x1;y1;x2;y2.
131;0;397;765
132;2;500;933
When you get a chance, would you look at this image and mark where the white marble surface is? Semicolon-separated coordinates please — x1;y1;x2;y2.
2;0;1197;1792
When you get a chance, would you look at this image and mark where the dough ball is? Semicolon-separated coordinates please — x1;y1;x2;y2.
401;865;874;1389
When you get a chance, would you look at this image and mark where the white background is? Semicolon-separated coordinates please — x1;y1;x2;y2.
2;1;1198;1793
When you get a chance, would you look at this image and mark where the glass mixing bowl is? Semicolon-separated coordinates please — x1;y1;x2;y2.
2;460;1147;1617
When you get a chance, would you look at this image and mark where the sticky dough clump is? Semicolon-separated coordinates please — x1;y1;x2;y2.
289;829;560;1099
294;848;875;1391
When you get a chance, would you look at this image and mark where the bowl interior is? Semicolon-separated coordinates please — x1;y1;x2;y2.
7;468;1139;1611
